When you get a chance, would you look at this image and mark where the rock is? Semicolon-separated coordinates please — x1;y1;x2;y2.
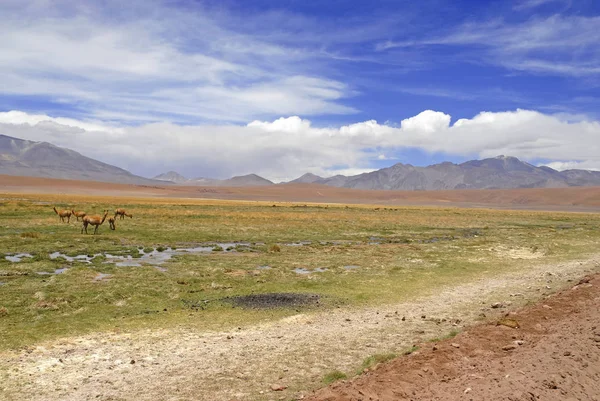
502;344;518;351
564;351;572;356
451;343;460;348
497;318;520;329
491;302;503;309
432;345;438;351
542;305;552;309
464;387;472;394
514;340;525;346
271;384;288;391
577;277;591;285
130;360;135;364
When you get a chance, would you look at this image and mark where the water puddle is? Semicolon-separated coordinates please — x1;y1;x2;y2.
44;242;254;269
5;253;34;262
93;273;112;282
294;267;328;274
50;252;99;263
285;241;313;247
37;267;68;275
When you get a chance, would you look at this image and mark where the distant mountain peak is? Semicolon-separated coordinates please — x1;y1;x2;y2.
290;172;324;184
154;171;188;182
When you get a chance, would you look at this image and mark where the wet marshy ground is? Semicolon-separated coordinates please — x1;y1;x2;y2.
223;292;321;309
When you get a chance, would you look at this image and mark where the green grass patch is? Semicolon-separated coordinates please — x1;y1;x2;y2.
1;194;600;350
322;370;347;384
360;352;397;372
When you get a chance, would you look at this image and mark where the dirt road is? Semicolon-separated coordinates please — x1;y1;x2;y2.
308;274;600;401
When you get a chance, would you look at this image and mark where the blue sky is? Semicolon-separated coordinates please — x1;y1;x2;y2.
0;0;599;180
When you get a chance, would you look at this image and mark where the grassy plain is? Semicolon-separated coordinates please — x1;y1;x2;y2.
1;193;600;350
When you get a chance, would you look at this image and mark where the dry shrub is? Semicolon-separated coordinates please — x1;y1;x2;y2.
269;244;281;253
35;300;59;310
0;306;8;317
20;232;39;239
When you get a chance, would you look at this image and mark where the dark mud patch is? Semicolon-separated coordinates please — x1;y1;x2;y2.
224;292;321;309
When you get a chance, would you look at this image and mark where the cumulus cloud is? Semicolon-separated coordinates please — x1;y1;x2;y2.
542;161;600;171
1;109;600;182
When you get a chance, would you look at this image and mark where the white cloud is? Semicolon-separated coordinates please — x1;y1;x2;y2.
0;0;357;123
513;0;571;10
3;109;600;182
377;15;600;77
542;161;600;171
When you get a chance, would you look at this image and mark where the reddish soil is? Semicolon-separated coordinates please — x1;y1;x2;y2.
3;174;600;211
307;275;600;401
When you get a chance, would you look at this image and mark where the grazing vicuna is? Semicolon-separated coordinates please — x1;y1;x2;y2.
72;209;87;221
108;217;116;231
81;210;109;235
114;208;132;220
53;207;72;223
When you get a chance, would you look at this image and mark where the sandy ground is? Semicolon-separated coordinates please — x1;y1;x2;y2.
308;275;600;401
1;255;599;401
3;174;600;211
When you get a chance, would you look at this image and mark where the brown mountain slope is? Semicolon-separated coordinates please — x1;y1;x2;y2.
0;134;166;185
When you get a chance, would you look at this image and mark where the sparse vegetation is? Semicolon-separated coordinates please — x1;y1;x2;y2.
403;345;419;355
323;370;347;384
20;232;39;239
360;353;397;372
0;193;599;350
428;329;460;343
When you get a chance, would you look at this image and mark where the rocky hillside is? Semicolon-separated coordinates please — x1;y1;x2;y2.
0;134;165;185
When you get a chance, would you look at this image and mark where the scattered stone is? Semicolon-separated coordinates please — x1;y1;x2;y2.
451;343;460;349
502;344;518;351
464;387;472;394
497;318;520;329
542;305;552;309
432;345;438;351
271;384;288;391
130;360;135;364
564;351;572;356
514;340;525;346
578;277;591;285
491;302;504;309
421;315;426;319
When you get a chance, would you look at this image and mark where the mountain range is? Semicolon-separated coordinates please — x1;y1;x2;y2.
294;156;600;190
2;133;600;190
153;171;274;186
0;134;164;185
157;156;600;190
